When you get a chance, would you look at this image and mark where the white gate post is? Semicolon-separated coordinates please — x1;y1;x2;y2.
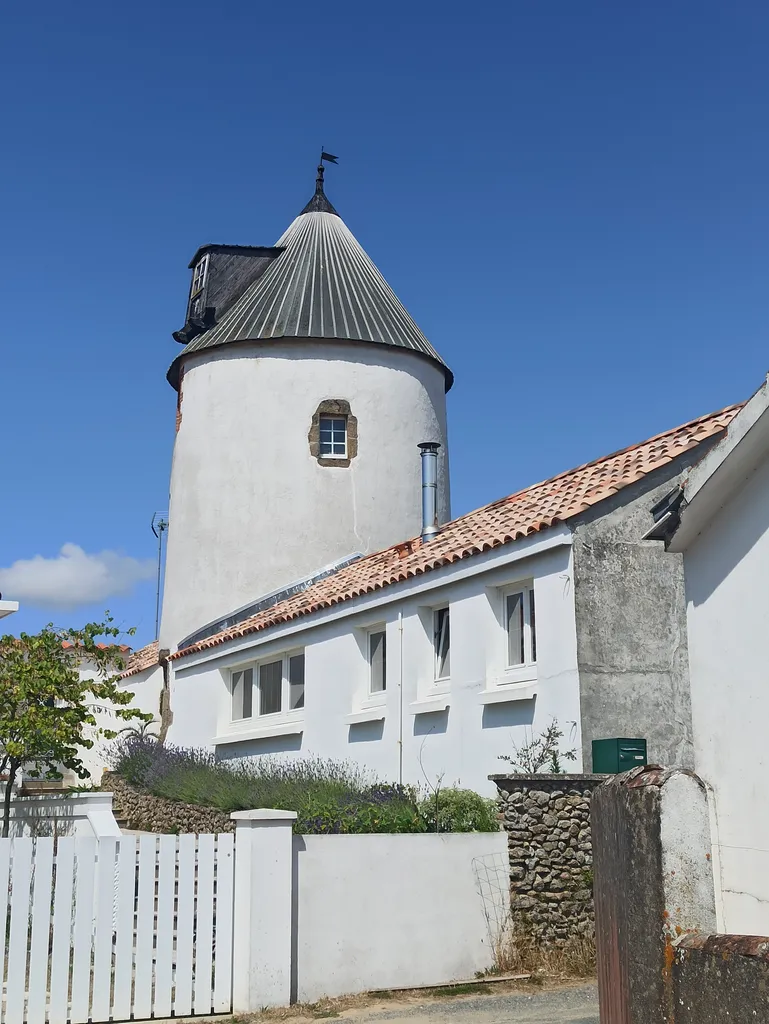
231;809;297;1011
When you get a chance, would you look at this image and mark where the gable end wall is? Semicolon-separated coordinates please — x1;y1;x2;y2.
571;439;722;770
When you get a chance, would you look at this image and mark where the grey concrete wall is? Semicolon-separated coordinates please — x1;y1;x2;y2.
572;448;716;770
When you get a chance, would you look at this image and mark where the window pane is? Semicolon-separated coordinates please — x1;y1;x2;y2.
232;671;243;718
529;589;536;663
369;630;386;692
242;667;253;718
434;608;450;679
232;668;253;719
289;653;305;710
506;592;524;666
259;660;282;715
319;416;346;456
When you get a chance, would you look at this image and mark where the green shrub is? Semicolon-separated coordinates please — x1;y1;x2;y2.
109;738;497;835
419;788;499;833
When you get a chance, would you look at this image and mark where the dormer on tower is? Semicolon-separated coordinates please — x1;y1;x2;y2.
173;244;283;347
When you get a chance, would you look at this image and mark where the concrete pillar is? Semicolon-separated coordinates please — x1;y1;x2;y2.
231;809;297;1011
591;766;717;1024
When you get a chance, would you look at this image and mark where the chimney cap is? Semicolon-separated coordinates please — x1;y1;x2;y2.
418;441;441;452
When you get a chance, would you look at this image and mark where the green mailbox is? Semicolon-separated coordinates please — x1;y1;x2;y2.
592;737;648;774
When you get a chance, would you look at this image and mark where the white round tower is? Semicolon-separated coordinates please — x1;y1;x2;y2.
160;164;452;651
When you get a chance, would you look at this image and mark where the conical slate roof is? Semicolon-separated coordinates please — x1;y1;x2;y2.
168;175;452;390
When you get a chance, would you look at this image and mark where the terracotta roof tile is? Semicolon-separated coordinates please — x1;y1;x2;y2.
121;641;160;679
172;404;741;662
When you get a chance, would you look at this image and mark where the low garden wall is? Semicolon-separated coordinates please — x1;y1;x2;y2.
102;773;233;834
490;773;606;945
293;831;509;1000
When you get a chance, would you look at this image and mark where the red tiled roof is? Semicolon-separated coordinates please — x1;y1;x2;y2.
61;642;132;652
171;404;741;662
121;641;160;679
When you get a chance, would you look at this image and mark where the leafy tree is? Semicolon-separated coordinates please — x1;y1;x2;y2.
0;617;151;836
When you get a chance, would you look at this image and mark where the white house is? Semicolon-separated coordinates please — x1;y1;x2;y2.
108;163;744;795
119;408;739;794
656;373;769;936
0;599;18;621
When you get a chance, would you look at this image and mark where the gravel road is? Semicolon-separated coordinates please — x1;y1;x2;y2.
342;985;599;1024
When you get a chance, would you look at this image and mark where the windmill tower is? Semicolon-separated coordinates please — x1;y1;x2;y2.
160;159;452;650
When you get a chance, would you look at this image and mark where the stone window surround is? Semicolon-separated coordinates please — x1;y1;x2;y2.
308;399;358;467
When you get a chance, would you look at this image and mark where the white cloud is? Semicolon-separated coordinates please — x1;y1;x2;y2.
0;543;156;610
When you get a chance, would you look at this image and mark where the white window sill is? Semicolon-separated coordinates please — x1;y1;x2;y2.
479;681;538;705
493;664;538;685
346;705;386;725
213;719;304;744
410;695;451;714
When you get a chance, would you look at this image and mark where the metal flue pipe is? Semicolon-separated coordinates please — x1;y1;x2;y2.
418;442;441;543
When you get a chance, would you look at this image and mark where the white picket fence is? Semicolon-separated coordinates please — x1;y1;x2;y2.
0;834;235;1024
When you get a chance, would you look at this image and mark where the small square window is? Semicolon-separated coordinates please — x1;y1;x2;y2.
319;416;347;457
434;607;450;680
369;629;387;693
504;584;536;668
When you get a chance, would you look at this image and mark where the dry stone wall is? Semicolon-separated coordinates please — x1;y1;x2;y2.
101;774;233;835
491;773;607;945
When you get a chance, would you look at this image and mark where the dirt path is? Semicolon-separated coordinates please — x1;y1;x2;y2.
334;985;599;1024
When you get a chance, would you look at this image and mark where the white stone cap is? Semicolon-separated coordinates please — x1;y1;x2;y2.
230;809;297;821
0;600;19;620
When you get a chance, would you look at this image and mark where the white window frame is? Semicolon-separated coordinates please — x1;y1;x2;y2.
318;415;348;459
230;648;305;722
433;606;451;682
367;626;387;696
190;254;209;298
499;581;537;684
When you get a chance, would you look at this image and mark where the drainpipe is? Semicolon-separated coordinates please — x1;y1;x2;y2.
418;442;441;543
398;609;404;786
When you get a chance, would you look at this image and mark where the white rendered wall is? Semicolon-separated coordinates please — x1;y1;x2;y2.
294;831;508;999
78;664;164;781
169;538;582;796
160;341;449;652
683;453;769;935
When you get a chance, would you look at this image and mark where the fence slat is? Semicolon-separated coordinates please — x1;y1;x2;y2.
70;837;97;1024
90;838;117;1021
26;838;55;1024
6;839;33;1024
173;834;196;1017
194;835;216;1015
132;837;157;1020
0;839;12;1020
48;838;76;1024
111;836;137;1021
152;836;176;1017
213;833;235;1013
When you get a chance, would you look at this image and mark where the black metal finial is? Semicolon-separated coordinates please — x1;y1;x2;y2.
300;149;340;216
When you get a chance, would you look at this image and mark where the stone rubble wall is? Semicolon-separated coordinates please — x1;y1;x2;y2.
101;773;233;835
491;773;607;945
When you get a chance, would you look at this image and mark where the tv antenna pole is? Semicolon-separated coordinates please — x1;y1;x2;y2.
151;512;169;640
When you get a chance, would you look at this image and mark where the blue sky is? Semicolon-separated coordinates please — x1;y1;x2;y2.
1;0;767;647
